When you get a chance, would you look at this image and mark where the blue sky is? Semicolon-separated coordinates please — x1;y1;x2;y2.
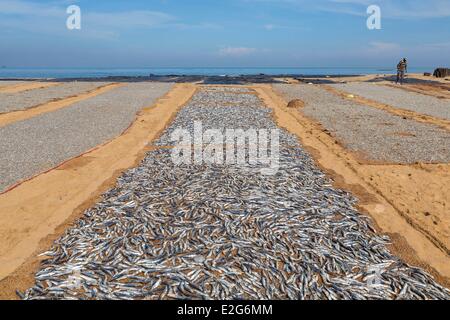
0;0;449;68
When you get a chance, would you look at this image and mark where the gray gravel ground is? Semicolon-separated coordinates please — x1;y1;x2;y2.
0;82;111;113
274;84;450;164
0;82;173;192
330;83;450;120
21;87;450;300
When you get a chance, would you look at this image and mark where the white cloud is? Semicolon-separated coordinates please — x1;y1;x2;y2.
219;47;257;57
0;0;218;40
249;0;450;19
84;11;175;29
367;41;401;53
0;0;63;17
332;0;450;18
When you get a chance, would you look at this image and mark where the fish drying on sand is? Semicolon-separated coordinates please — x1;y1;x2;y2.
21;87;450;300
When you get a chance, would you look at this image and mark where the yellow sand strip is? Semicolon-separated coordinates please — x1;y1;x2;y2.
384;83;450;100
0;82;60;94
322;85;450;132
0;83;20;90
0;83;123;127
0;84;196;289
253;84;450;284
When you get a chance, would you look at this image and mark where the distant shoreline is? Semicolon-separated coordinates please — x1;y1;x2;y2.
0;67;435;80
0;74;361;80
1;72;444;85
0;74;380;84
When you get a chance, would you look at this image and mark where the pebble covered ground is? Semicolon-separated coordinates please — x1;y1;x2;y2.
0;82;173;192
0;82;111;113
20;86;450;300
330;82;450;121
274;84;450;164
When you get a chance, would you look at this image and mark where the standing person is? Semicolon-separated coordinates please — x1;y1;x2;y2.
396;58;408;84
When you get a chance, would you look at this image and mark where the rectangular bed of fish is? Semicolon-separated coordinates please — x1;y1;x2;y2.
20;87;450;300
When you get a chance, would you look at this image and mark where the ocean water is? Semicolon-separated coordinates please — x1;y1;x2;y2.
0;67;433;79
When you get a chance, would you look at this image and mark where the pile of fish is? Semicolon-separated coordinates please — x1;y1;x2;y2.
21;87;450;300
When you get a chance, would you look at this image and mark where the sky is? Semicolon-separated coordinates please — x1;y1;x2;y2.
0;0;449;68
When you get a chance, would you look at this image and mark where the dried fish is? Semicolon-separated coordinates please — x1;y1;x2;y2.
21;86;450;300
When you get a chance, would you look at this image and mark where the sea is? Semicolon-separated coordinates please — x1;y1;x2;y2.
0;67;433;79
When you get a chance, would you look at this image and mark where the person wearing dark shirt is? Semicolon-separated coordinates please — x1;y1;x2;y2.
396;58;408;85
